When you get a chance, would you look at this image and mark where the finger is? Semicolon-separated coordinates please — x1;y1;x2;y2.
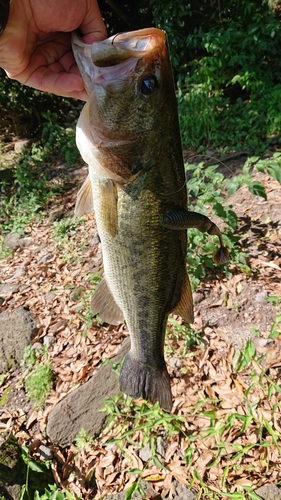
79;0;107;44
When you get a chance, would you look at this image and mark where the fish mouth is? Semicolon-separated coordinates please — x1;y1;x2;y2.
72;28;166;94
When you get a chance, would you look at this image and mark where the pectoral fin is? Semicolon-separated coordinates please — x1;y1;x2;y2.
163;210;229;265
173;273;194;323
75;175;94;216
91;278;124;325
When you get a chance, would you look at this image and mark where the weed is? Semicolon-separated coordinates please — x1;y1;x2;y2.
41;111;80;167
232;340;257;373
21;346;53;410
52;216;86;264
185;161;252;288
74;428;94;452
19;444;76;500
0;236;12;260
74;274;102;337
167;318;204;354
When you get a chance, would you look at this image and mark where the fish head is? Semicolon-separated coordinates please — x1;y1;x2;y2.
72;28;177;182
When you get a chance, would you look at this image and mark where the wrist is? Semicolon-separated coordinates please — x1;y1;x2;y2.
0;0;10;36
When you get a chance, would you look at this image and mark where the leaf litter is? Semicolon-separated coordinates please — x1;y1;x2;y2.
0;164;281;499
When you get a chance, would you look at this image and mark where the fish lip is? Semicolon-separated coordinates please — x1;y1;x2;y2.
72;28;166;68
72;27;166;49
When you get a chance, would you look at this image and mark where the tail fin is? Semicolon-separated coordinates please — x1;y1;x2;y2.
119;353;172;411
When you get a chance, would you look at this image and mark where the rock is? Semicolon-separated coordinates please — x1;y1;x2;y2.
31;342;43;351
0;284;19;297
69;286;86;302
138;437;166;464
3;233;32;251
0;307;38;373
14;139;31;154
139;443;151;462
47;338;131;447
38;445;53;461
0;435;24;500
4;267;25;282
43;336;55;348
174;482;197;499
37;252;53;265
169;357;182;369
255;484;281;499
193;292;205;304
255;291;268;303
104;480;156;500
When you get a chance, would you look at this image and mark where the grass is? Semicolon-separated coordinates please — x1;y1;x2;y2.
51;216;87;264
21;346;53;410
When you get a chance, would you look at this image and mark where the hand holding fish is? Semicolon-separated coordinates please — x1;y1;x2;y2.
0;0;106;99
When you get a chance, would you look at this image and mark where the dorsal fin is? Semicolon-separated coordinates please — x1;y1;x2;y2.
75;175;94;216
91;278;124;326
173;273;194;323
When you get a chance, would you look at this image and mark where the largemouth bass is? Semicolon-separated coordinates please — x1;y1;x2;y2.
72;28;228;411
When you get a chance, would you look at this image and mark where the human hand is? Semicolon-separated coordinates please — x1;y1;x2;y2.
0;0;107;100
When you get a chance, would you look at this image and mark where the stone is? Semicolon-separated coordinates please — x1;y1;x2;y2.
104;480;156;499
14;139;31;154
37;252;53;265
0;307;38;373
139;443;151;462
174;481;197;499
46;338;131;447
0;284;19;297
3;233;32;251
255;291;268;303
255;484;281;500
4;267;25;282
43;336;55;348
38;445;53;461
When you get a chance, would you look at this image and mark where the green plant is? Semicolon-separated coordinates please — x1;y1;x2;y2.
0;236;12;260
19;444;76;500
21;346;53;410
185;161;251;288
51;216;86;264
74;274;102;337
74;428;94;451
265;296;281;339
41;111;80;166
167;318;204;354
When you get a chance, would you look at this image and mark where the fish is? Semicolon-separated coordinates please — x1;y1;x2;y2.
72;28;229;412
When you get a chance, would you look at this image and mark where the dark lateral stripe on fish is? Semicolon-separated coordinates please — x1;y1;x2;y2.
120;353;173;412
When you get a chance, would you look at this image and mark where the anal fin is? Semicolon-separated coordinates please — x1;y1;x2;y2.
173;272;194;323
91;278;124;326
75;175;94;216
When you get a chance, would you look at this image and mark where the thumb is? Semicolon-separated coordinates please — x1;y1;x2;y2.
80;0;107;43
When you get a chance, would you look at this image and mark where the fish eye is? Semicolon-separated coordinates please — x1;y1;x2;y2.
140;74;158;96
